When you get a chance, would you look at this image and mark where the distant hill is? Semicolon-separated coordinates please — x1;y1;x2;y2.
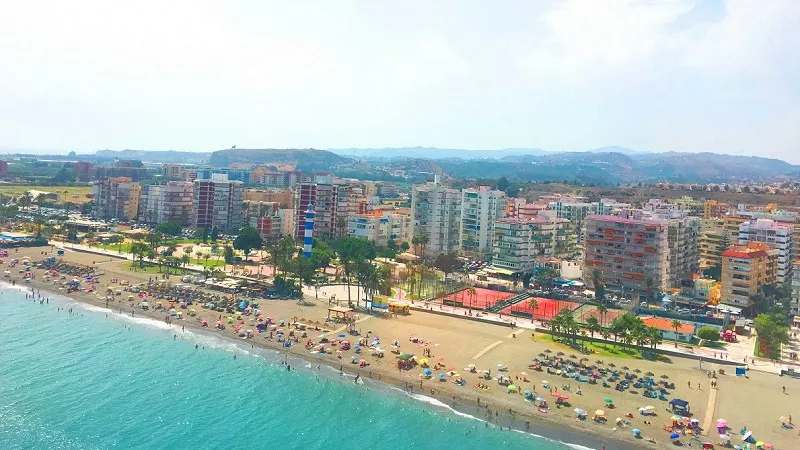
330;147;550;160
208;148;349;172
92;149;211;164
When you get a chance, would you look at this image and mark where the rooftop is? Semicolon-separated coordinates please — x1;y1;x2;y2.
642;317;695;335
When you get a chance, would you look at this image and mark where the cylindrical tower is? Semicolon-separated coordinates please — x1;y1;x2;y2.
303;202;315;258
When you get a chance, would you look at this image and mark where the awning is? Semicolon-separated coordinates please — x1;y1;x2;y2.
487;267;517;276
717;304;742;315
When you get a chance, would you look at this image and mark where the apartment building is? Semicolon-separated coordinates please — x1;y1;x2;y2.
460;186;508;255
550;200;593;242
247;201;287;242
192;175;244;233
347;210;412;247
792;262;800;315
491;214;577;274
197;168;251;185
738;219;793;283
244;189;294;209
139;182;194;226
720;243;777;309
583;215;670;295
665;216;701;287
699;218;728;269
92;177;141;221
335;181;368;239
294;175;338;241
410;177;462;257
72;161;93;182
703;200;729;219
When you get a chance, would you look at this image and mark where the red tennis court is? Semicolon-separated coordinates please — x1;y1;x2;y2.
441;288;514;310
576;307;623;326
503;298;579;319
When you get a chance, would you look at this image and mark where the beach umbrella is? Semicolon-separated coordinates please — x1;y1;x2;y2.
755;441;765;448
742;431;752;442
719;434;730;442
570;354;577;359
508;384;518;392
595;410;605;417
541;380;550;385
520;371;528;376
780;416;788;423
338;333;346;338
646;371;654;377
497;363;505;368
557;352;564;356
574;408;586;416
639;406;655;412
661;374;669;379
596;360;603;364
439;373;446;378
397;353;413;361
633;368;641;373
632;429;641;436
524;390;533;395
669;432;680;440
622;366;629;370
604;397;613;404
609;363;616;368
423;369;432;376
716;418;727;426
671;415;682;421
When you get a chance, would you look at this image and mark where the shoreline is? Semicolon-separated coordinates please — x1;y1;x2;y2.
12;274;645;450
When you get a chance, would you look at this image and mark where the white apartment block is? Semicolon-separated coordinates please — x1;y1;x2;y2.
347;211;412;247
491;214;576;274
411;177;462;256
738;219;794;283
139;181;194;226
461;186;508;255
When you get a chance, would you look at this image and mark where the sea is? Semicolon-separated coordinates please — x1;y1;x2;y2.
0;287;601;450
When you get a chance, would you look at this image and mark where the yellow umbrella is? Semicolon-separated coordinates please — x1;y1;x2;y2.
595;410;606;416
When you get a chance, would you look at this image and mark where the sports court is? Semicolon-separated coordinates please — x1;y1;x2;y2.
502;298;579;319
441;287;514;310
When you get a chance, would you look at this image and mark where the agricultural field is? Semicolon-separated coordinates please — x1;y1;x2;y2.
0;185;93;204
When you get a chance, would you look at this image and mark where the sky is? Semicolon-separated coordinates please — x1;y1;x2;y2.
1;0;799;161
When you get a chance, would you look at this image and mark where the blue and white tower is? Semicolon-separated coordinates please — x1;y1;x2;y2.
303;202;315;258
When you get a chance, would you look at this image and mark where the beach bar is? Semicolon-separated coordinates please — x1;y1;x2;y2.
327;306;355;323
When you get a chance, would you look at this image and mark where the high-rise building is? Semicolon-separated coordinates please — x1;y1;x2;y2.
0;160;8;178
139;182;194;226
410;177;462;257
193;175;244;232
665;216;701;287
248;201;285;242
703;200;729;219
491;214;577;274
335;181;367;239
792;261;800;315
551;200;593;242
294;175;337;241
347;210;412;247
699;218;728;269
92;177;141;221
72;161;93;182
460;186;508;255
584;215;670;296
720;242;777;309
738;219;793;283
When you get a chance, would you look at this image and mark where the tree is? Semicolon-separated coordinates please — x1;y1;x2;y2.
527;297;539;322
643;277;655;303
596;303;608;327
223;245;235;265
233;226;263;261
467;285;477;311
496;176;510;192
335;237;377;305
586;316;600;339
155;220;182;238
130;242;150;270
180;254;190;272
647;327;662;349
534;268;559;289
592;269;606;303
146;231;163;251
433;252;459;282
310;239;335;272
754;313;790;359
702;264;722;281
697;326;720;342
210;226;219;243
400;241;410;252
412;232;429;258
671;319;683;348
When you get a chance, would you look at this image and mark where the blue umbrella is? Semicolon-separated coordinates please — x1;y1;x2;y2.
632;429;641;436
338;334;346;338
424;369;432;376
439;373;446;378
524;390;533;395
669;432;680;440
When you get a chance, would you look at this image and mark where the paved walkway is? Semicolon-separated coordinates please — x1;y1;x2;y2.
700;380;718;436
471;340;504;360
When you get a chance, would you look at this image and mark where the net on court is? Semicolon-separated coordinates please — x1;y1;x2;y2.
441;287;514;310
503;298;580;319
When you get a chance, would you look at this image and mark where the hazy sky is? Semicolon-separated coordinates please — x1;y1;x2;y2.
1;1;798;161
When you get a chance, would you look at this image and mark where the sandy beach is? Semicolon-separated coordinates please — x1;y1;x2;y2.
6;245;797;450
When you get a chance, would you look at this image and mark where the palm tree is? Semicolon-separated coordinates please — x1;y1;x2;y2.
203;253;211;268
180;254;190;273
586;316;601;339
601;330;611;348
591;269;605;303
596;303;608;327
671;319;682;348
647;326;662;349
467;285;477;312
528;297;539;322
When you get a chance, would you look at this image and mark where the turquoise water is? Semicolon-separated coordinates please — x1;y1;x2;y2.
0;287;593;450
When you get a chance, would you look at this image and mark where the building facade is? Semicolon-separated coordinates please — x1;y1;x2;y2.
410;178;462;257
192;175;244;232
460;186;507;255
738;219;793;283
491;214;576;274
139;182;194;226
583;215;670;296
347;210;412;247
294;175;338;241
720;242;777;309
92;177;141;221
699;218;728;269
